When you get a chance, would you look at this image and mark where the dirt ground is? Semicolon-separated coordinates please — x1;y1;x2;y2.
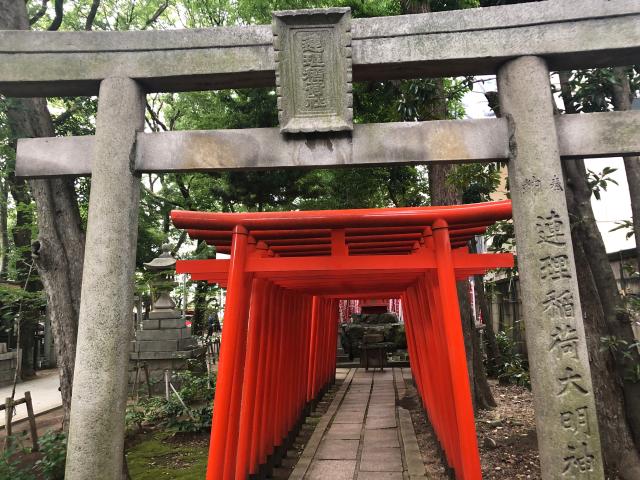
406;378;541;479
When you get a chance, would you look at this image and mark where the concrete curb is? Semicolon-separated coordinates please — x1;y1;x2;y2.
289;368;355;479
395;368;427;480
398;407;427;479
0;404;63;431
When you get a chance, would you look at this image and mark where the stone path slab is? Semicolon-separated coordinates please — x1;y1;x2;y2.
290;368;427;479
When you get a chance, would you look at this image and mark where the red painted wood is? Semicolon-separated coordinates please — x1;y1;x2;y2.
176;201;512;480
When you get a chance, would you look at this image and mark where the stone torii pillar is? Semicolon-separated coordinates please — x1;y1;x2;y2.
498;56;604;480
65;77;144;479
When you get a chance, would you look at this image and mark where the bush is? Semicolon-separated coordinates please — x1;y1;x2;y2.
494;329;531;388
126;371;215;434
0;430;66;480
34;430;67;480
0;439;36;480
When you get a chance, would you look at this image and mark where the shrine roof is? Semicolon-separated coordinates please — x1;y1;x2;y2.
171;200;512;257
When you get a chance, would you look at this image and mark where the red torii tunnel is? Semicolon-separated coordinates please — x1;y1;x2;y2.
171;200;514;480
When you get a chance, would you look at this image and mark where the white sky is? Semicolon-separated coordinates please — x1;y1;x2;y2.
462;77;636;254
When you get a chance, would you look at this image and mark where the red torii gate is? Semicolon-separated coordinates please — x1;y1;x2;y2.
172;200;514;480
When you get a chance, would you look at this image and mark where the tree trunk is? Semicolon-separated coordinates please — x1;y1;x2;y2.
611;67;640;277
7;175;33;281
401;0;496;411
431;157;495;411
5;172;38;377
192;281;210;336
1;0;86;430
459;280;497;410
470;241;503;378
569;209;640;479
560;71;640;449
0;178;8;279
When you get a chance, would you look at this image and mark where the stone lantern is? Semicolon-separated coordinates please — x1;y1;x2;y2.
144;243;178;312
130;244;201;392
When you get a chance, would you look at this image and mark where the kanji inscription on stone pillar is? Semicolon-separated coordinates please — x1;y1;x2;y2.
498;56;604;480
273;8;352;133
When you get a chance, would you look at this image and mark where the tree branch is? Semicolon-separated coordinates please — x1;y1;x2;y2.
141;184;184;209
175;175;195;210
47;0;64;31
29;0;49;26
144;0;169;28
145;101;168;132
85;0;100;31
173;230;188;255
52;99;84;128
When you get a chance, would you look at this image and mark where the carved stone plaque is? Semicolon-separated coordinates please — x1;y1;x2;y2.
273;8;352;133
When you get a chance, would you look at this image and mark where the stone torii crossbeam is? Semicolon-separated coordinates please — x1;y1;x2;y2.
2;1;640;479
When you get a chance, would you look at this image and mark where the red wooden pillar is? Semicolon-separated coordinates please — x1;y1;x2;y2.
330;299;339;382
283;292;295;437
321;299;331;387
235;278;267;478
260;284;282;463
207;225;252;480
295;296;309;420
433;219;481;480
314;298;324;397
273;287;287;448
316;299;326;390
307;296;319;402
303;296;313;402
251;281;274;472
401;289;423;398
298;296;310;409
419;274;456;465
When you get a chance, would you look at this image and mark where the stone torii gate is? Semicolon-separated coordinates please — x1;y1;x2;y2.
2;0;640;478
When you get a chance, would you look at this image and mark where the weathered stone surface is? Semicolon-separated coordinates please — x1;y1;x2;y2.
273;8;352;133
356;473;403;480
316;439;359;460
65;77;144;480
159;319;187;329
1;0;639;96
135;340;180;352
333;410;365;424
325;422;362;440
363;428;399;448
148;309;181;319
498;56;604;480
130;350;197;361
141;319;159;330
135;327;189;341
0;359;15;369
365;415;396;430
359;446;402;472
0;351;18;362
0;369;16;384
142;318;185;330
16;112;640;178
397;407;426;478
306;459;356;480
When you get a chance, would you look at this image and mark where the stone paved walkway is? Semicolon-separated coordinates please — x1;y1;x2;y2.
291;368;427;480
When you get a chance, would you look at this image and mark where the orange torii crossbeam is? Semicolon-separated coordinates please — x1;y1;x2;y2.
171;200;514;480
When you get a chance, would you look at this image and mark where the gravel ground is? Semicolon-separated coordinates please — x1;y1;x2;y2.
404;378;541;479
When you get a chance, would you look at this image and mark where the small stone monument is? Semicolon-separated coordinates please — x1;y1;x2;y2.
130;244;201;392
